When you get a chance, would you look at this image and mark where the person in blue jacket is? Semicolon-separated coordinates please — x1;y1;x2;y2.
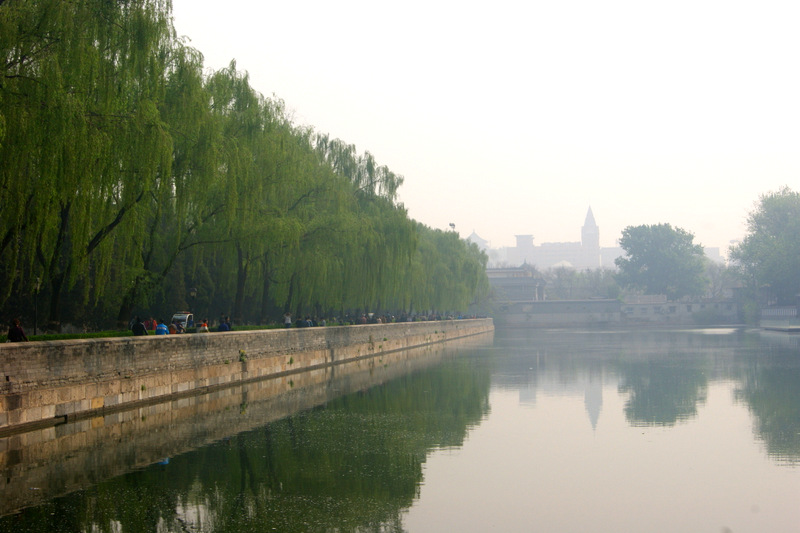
155;319;169;335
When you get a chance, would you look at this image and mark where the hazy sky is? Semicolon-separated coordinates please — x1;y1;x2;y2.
170;0;799;252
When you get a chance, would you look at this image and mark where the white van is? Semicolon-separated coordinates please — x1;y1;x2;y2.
171;312;194;329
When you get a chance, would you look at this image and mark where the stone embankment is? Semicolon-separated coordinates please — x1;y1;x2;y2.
0;333;493;516
0;319;493;434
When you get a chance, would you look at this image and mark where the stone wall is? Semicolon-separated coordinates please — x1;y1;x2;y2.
0;333;493;516
0;319;493;433
620;301;740;325
495;300;621;327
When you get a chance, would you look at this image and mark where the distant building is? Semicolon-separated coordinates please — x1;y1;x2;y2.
487;267;546;302
704;247;724;263
466;230;489;251
489;207;624;269
476;207;724;271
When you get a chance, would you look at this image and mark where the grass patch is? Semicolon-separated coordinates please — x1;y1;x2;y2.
0;330;133;342
0;324;288;342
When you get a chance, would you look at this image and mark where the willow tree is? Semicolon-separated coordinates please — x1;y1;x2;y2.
197;63;310;324
113;40;225;325
258;129;353;319
329;196;416;315
404;225;488;314
0;0;175;329
305;133;414;316
1;1;487;328
313;135;403;201
248;122;322;322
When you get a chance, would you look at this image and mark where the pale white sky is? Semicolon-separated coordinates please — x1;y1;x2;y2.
171;0;799;252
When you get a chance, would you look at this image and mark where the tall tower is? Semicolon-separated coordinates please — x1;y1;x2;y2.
581;207;600;268
581;207;600;249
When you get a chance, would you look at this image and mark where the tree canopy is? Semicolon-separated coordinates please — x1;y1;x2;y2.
0;0;488;330
614;223;707;300
729;186;800;306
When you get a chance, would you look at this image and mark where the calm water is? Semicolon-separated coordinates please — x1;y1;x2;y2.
1;327;799;532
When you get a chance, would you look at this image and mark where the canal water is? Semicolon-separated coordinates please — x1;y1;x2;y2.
1;327;799;532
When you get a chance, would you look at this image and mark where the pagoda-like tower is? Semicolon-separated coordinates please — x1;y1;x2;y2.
581;207;600;249
581;207;601;268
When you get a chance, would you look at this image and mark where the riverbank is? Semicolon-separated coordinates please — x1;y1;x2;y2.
0;319;493;435
761;325;800;333
0;333;494;517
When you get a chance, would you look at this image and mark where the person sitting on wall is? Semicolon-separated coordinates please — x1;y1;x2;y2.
218;319;230;332
131;317;148;336
168;321;178;334
155;319;169;335
198;319;209;333
7;318;29;342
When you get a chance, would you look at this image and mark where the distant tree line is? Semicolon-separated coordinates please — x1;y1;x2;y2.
615;223;707;301
606;188;800;324
729;186;800;320
613;187;800;323
497;187;800;324
0;0;488;331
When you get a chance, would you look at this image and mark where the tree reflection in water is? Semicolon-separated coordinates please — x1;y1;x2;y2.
0;356;490;533
3;328;800;532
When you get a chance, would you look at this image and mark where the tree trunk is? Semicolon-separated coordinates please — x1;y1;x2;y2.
233;245;248;325
43;202;72;332
45;271;66;332
259;260;272;324
284;273;296;315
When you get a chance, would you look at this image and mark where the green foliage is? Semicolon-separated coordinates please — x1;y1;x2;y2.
737;349;800;460
543;266;619;300
615;223;707;300
0;0;488;330
0;330;132;343
729;187;800;305
741;300;761;326
0;355;490;532
404;225;489;313
704;260;737;301
618;357;708;426
0;0;175;329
